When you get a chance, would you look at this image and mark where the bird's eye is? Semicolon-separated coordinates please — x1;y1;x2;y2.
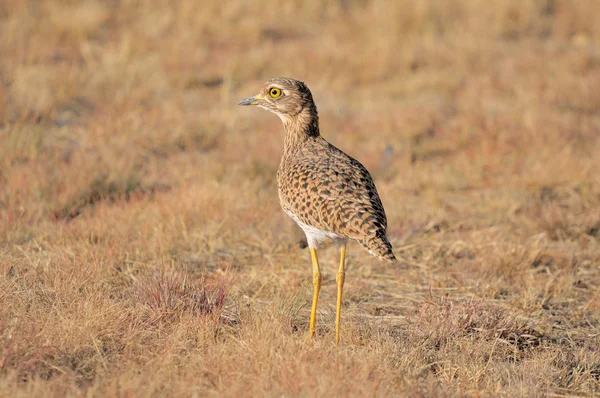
269;88;282;98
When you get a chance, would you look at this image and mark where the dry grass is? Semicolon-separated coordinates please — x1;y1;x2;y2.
1;0;599;396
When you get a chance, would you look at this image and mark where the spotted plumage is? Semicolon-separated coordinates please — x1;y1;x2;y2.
278;136;395;262
239;77;395;343
239;77;395;262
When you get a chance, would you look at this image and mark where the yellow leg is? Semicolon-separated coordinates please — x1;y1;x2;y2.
309;246;322;339
335;242;346;344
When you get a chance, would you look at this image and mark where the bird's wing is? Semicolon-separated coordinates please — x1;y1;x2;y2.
314;146;388;240
290;142;387;239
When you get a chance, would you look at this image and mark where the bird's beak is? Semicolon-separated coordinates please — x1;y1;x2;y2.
238;93;264;106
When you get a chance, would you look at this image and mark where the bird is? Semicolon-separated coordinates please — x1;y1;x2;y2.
238;77;395;344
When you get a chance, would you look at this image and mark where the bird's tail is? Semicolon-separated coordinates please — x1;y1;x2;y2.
358;233;396;263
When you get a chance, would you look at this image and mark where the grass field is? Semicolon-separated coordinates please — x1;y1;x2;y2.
1;0;600;396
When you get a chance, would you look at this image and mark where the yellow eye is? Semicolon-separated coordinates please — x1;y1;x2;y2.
269;87;281;98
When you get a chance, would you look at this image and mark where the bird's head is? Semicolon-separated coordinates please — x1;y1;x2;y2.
238;77;315;122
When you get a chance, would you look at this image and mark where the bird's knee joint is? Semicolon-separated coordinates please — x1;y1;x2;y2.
336;271;345;285
313;272;322;286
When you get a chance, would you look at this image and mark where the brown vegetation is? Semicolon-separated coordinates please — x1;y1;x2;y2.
1;0;599;396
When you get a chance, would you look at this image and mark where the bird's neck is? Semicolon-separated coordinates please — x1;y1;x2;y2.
282;106;320;155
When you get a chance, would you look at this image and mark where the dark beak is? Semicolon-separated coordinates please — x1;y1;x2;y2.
237;94;264;106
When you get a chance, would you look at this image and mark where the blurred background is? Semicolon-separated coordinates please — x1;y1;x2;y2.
1;0;598;224
1;0;599;396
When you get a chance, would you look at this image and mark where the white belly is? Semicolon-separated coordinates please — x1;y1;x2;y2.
283;207;345;248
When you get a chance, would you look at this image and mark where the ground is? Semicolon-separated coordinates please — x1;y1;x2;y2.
1;0;599;396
